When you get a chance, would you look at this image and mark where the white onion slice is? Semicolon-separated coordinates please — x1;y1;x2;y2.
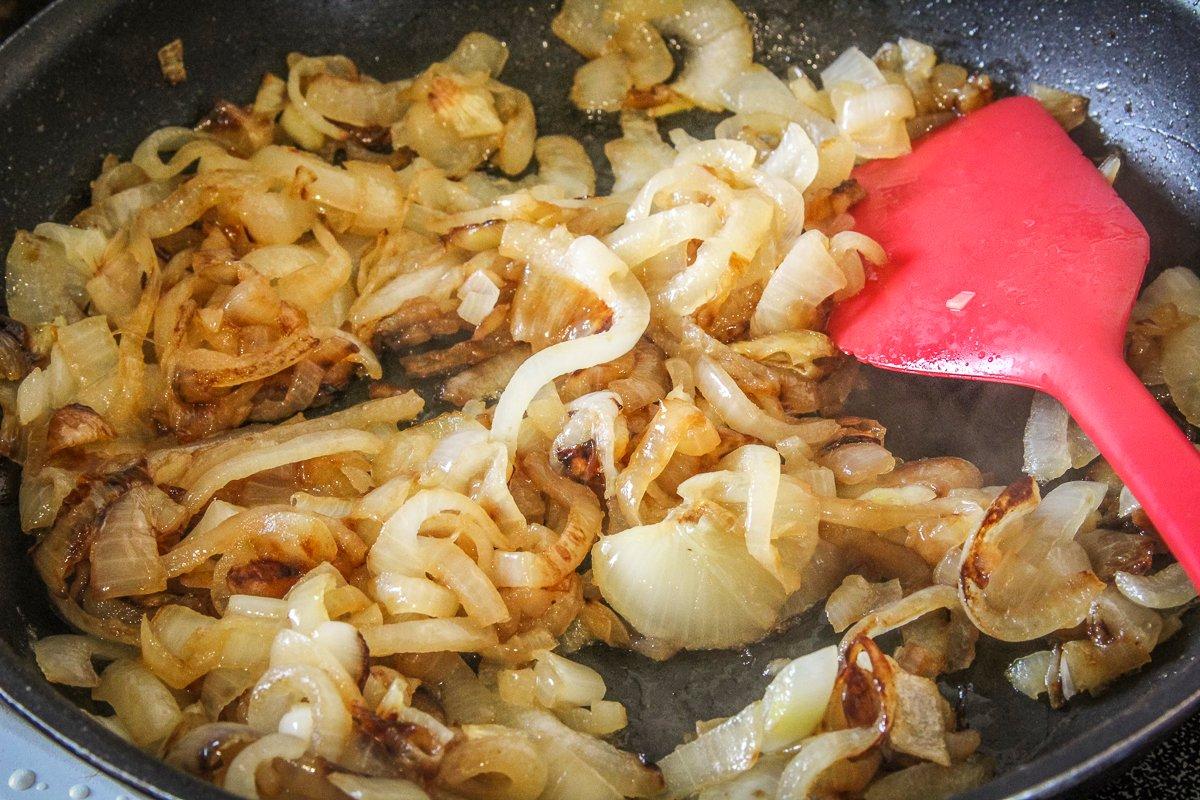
491;229;650;450
761;645;839;751
1115;563;1197;609
660;702;763;797
223;733;309;799
592;506;785;650
959;479;1105;642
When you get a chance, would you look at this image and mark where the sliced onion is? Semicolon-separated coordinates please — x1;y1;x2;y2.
33;635;135;688
361;619;498;655
762;123;820;193
533;651;608;709
821;48;886;91
1162;320;1200;426
246;664;351;760
841;585;961;652
1114;563;1197;609
165;722;258;776
660;702;763;797
959;479;1105;642
761;645;839;751
593;503;786;650
534;135;596;198
176;429;382;522
889;668;950;765
1059;587;1163;700
89;488;167;599
327;775;430;800
862;758;993;800
1132;266;1200;320
92;659;182;749
223;732;309;799
777;727;880;800
606;111;675;194
1022;392;1071;481
825;575;903;633
491;228;650;450
696;355;838;445
502;706;664;798
1030;83;1088;131
551;0;616;59
752;230;844;336
656;0;754;111
728;445;786;588
571;55;633;113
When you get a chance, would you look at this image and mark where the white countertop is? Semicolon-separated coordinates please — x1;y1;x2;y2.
0;701;141;800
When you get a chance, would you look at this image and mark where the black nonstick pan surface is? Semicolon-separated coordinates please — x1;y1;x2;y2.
0;1;1199;798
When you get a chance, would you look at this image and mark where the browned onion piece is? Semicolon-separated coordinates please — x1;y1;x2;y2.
778;637;892;799
46;403;115;455
1114;563;1197;609
840;585;961;654
491;455;602;588
958;478;1105;642
862;757;994;800
888;666;951;765
1059;587;1164;700
825;575;902;633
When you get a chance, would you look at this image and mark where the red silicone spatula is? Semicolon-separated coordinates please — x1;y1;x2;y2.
828;96;1200;585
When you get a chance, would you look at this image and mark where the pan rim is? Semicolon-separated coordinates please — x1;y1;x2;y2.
0;1;1197;799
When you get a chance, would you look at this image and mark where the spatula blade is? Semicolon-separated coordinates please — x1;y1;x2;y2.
828;96;1149;387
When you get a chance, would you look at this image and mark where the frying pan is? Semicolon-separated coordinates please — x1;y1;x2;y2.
0;0;1198;798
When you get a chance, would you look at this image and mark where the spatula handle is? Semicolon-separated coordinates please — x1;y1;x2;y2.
1053;355;1200;587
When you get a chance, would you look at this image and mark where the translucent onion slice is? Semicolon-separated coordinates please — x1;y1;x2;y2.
1005;649;1057;701
1162;321;1200;426
445;31;510;77
777;727;880;800
438;727;547;800
165;722;257;775
820;47;886;91
1022;392;1071;481
959;479;1106;642
223;733;309;799
557;700;628;736
696;355;838;446
175;429;382;523
32;634;135;688
605;111;675;194
861;758;993;800
92;659;182;749
246;664;352;760
840;585;961;653
536;737;627;800
727;445;785;587
533;650;608;709
327;775;430;800
1059;587;1164;700
571;55;633;113
659;702;763;797
760;645;839;751
1132;265;1200;320
502;706;664;798
1114;563;1197;609
825;575;903;633
761;122;820;193
656;0;754;111
361;619;498;655
751;230;844;336
551;0;617;59
592;504;786;650
89;488;167;600
491;228;650;450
